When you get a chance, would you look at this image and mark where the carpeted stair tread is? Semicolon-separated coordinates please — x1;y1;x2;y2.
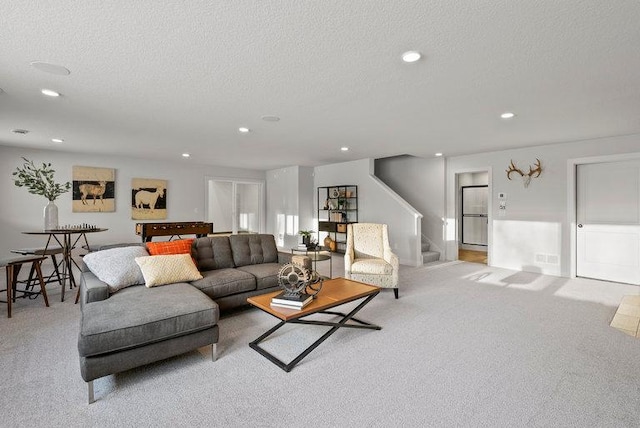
422;251;440;263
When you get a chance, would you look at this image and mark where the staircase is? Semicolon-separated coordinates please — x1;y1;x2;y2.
421;236;440;264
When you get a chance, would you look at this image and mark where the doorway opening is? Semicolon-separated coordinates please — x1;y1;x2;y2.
457;172;489;265
205;178;264;235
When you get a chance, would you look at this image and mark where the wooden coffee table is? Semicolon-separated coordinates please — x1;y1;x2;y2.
247;277;381;372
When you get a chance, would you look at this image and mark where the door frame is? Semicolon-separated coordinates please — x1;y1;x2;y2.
567;152;640;278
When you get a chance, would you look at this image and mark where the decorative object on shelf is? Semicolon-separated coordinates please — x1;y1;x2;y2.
331;188;340;198
298;230;313;247
72;166;116;212
324;235;337;252
131;177;167;220
506;159;542;188
12;157;71;230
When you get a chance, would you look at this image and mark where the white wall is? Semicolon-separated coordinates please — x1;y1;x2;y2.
375;155;445;257
314;158;423;266
445;134;640;277
0;145;264;254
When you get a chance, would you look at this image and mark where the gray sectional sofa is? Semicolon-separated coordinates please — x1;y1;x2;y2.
78;234;298;403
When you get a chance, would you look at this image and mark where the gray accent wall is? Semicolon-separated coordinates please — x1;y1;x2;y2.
375;155;445;257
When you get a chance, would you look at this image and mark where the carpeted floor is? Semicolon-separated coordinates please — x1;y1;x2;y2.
2;260;640;427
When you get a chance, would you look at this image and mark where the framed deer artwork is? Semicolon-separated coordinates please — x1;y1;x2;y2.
72;166;116;212
131;178;167;220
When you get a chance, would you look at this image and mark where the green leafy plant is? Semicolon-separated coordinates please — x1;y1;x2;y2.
298;230;313;238
12;157;71;201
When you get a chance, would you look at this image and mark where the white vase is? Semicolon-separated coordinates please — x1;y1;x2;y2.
44;200;59;230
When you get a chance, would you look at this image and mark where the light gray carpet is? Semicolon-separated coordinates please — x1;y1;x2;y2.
2;261;640;427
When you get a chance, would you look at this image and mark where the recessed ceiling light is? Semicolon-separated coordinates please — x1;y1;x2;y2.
435;153;443;157
51;138;64;143
261;115;280;122
238;127;250;133
182;153;190;158
341;147;349;152
402;51;421;63
41;89;60;97
501;112;515;119
30;61;71;76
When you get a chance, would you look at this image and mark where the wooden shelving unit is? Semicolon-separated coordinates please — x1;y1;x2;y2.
317;185;358;253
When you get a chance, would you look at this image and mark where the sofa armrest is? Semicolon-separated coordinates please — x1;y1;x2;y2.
79;271;110;307
277;251;294;264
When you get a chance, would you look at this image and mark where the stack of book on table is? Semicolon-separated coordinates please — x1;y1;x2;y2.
270;291;313;310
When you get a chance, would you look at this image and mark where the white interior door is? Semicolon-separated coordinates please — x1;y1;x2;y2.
577;161;640;284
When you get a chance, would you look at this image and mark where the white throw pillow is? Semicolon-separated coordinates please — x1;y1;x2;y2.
135;253;203;287
83;246;148;293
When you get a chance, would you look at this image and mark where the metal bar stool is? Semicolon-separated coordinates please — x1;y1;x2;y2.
10;247;66;294
0;255;49;318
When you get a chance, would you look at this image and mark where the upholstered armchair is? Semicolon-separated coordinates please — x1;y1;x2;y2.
344;223;399;298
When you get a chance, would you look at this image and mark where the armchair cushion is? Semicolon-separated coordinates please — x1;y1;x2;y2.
351;258;394;275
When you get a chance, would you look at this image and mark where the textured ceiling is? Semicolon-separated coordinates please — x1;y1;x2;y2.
1;1;639;170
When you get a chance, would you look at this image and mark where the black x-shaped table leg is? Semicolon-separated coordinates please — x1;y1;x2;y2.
249;292;381;372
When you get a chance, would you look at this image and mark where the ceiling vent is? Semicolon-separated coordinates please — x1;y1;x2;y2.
12;129;30;134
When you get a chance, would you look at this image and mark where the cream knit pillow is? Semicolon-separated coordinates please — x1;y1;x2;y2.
135;253;203;287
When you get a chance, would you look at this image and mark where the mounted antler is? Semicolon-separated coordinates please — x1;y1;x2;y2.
506;160;524;180
506;159;543;188
528;159;542;178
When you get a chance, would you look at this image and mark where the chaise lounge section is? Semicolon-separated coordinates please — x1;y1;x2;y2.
77;234;300;403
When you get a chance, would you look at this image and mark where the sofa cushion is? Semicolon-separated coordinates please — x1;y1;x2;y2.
193;236;235;271
82;246;149;293
229;234;278;267
189;268;256;299
147;239;197;265
78;283;218;357
146;239;194;256
236;263;282;290
135;254;203;287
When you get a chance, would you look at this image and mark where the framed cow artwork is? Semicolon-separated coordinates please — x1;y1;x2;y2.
72;166;116;212
131;178;167;220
